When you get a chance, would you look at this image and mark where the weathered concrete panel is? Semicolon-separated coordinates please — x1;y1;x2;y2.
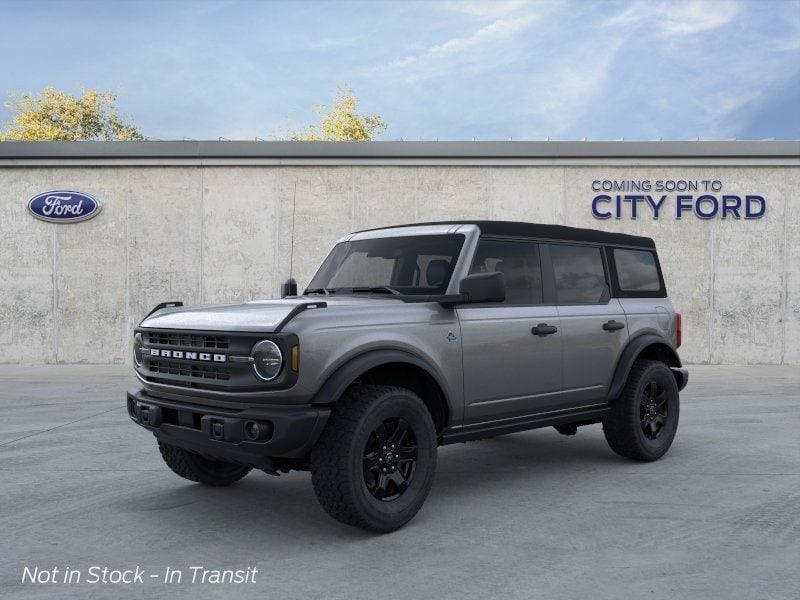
781;169;800;365
201;167;283;304
416;168;490;221
0;168;56;363
711;168;788;364
488;167;565;224
287;168;355;291
126;167;203;330
354;167;418;230
53;168;127;363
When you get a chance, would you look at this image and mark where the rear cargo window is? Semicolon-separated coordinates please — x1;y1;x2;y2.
614;249;661;292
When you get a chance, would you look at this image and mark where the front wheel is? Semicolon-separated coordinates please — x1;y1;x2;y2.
602;360;680;461
311;385;438;533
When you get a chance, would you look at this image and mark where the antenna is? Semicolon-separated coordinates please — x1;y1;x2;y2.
281;183;299;298
289;182;297;278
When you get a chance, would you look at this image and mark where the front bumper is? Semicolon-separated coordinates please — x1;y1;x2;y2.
127;388;330;470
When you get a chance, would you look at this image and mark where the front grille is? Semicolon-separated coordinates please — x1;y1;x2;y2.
145;332;229;350
137;327;296;394
149;359;231;381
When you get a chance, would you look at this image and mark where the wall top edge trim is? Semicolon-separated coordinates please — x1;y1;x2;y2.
1;158;798;168
0;140;798;160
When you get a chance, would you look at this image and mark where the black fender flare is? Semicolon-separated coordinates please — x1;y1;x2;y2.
310;348;451;408
606;334;684;402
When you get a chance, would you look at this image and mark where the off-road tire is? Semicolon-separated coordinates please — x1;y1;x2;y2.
603;359;680;461
311;385;438;533
158;442;251;486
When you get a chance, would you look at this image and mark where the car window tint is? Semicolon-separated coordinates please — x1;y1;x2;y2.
328;253;394;288
550;244;607;304
470;239;542;304
309;234;465;295
614;249;661;291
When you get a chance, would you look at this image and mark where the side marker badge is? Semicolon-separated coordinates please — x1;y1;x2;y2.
447;331;458;342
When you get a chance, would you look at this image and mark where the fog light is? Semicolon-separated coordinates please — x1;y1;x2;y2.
127;398;137;419
244;421;260;440
244;420;273;441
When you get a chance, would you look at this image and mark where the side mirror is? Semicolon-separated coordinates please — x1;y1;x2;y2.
458;272;505;304
281;277;298;298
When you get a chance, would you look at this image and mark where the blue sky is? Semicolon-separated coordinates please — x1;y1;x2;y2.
1;0;798;140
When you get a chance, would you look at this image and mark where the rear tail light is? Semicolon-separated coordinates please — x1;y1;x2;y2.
675;313;682;348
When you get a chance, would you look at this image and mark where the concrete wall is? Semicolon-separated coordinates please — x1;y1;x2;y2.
1;163;798;364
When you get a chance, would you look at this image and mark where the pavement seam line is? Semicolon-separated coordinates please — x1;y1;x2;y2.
0;406;121;447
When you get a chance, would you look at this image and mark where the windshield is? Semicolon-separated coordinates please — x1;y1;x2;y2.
306;234;465;296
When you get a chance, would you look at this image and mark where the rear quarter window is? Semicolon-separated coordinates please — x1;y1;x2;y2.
613;249;661;292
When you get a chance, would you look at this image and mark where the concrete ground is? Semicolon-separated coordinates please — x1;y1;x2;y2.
1;365;799;600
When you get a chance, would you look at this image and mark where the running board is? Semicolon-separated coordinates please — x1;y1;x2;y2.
440;406;609;445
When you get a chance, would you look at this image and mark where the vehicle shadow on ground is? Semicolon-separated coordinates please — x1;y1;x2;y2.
113;427;659;541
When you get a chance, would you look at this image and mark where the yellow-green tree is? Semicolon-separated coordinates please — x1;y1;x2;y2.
1;88;143;141
291;86;387;141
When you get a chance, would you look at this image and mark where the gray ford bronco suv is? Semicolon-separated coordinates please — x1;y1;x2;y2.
128;221;687;532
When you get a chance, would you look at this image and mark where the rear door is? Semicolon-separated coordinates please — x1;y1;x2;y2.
458;237;563;425
543;243;628;406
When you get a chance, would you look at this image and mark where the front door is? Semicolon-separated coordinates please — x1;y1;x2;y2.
458;238;563;425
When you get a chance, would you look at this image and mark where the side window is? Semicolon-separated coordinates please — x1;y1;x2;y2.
613;249;661;292
416;255;454;289
550;244;607;304
470;239;542;304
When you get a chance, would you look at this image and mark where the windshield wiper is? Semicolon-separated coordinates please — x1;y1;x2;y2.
304;287;333;295
350;286;401;295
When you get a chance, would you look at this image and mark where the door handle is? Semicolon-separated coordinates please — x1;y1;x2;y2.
532;323;558;336
603;320;625;331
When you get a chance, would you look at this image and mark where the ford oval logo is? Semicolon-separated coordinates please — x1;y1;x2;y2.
27;190;102;223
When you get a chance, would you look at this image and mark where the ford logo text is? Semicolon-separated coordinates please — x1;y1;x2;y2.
27;190;102;223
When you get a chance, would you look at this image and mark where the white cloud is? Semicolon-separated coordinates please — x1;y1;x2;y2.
525;37;626;135
607;0;740;36
386;12;537;81
397;15;535;65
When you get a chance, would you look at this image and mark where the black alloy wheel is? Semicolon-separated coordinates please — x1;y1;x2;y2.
602;359;680;461
640;380;668;440
362;418;418;501
311;384;438;532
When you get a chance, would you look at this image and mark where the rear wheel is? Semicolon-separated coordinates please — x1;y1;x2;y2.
602;360;680;461
158;442;251;486
311;385;437;533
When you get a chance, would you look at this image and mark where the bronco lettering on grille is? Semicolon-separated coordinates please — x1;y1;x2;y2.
148;348;226;362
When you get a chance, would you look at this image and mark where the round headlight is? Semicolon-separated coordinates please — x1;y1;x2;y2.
133;332;144;367
251;340;283;381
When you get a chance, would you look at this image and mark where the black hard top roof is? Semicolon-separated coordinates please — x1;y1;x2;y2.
359;221;656;249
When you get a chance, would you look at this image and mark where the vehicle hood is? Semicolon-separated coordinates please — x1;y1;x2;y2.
139;296;405;332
